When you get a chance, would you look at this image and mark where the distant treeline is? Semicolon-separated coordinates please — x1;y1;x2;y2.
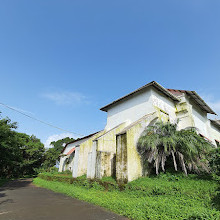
0;113;74;178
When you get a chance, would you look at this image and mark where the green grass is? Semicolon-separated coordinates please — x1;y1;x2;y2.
34;173;220;220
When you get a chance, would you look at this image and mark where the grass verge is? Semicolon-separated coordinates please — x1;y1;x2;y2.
34;173;220;220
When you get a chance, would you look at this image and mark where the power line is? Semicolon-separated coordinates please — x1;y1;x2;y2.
0;102;84;136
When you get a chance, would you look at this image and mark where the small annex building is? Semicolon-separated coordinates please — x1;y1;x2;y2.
59;81;220;183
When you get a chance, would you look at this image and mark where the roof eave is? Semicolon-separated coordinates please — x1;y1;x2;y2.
210;120;220;129
187;91;217;115
100;81;180;112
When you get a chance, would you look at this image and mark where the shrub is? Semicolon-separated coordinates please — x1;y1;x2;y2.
37;173;118;191
209;147;220;181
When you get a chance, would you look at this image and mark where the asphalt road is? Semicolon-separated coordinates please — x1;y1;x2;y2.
0;179;128;220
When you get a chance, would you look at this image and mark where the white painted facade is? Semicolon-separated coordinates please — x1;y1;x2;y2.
105;88;154;131
104;85;220;146
58;81;220;180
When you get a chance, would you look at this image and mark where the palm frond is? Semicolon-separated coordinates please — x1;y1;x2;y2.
138;120;213;175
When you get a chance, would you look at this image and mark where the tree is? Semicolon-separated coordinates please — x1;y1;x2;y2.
0;116;22;177
0;113;45;178
43;137;75;169
16;133;45;176
138;121;213;175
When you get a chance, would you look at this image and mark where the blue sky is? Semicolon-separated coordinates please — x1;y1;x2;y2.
0;0;220;147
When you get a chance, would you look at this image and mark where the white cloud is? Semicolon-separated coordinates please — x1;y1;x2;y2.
42;91;87;105
44;133;79;149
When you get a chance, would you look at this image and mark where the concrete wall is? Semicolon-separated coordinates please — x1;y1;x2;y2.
77;131;105;177
87;123;127;179
126;113;158;182
97;123;127;153
72;146;80;178
175;95;195;131
116;133;128;183
59;135;101;174
95;151;115;179
105;88;155;131
58;156;67;172
151;88;176;123
192;106;208;137
209;123;220;145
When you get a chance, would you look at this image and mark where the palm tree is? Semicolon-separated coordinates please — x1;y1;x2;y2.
138;121;213;175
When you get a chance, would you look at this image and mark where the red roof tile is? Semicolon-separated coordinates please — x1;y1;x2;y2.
66;148;75;155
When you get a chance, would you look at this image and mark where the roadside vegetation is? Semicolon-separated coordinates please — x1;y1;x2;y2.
0;112;74;179
34;121;220;219
34;172;220;220
0;178;7;187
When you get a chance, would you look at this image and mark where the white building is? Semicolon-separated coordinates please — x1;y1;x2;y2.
59;81;220;182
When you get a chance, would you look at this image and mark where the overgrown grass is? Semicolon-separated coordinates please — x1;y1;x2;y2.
34;173;220;220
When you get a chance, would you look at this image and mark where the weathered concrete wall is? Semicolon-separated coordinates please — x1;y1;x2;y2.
72;146;80;178
87;123;126;179
126;113;158;182
175;96;195;131
97;123;127;153
77;131;105;177
151;88;176;123
95;151;115;179
87;141;97;179
59;137;94;173
116;133;128;183
58;156;67;172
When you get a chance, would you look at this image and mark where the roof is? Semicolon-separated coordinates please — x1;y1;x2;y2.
61;131;101;154
66;148;75;155
100;81;180;112
167;89;216;115
210;120;220;129
199;133;212;142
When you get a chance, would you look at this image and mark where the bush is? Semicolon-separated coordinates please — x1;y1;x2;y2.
37;172;118;191
209;147;220;181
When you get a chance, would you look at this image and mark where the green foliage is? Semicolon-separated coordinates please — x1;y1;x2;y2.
209;147;220;181
208;147;220;209
42;137;75;170
0;113;45;178
17;133;45;176
34;173;220;220
0;116;21;177
138;121;213;175
0;178;7;186
37;172;118;190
